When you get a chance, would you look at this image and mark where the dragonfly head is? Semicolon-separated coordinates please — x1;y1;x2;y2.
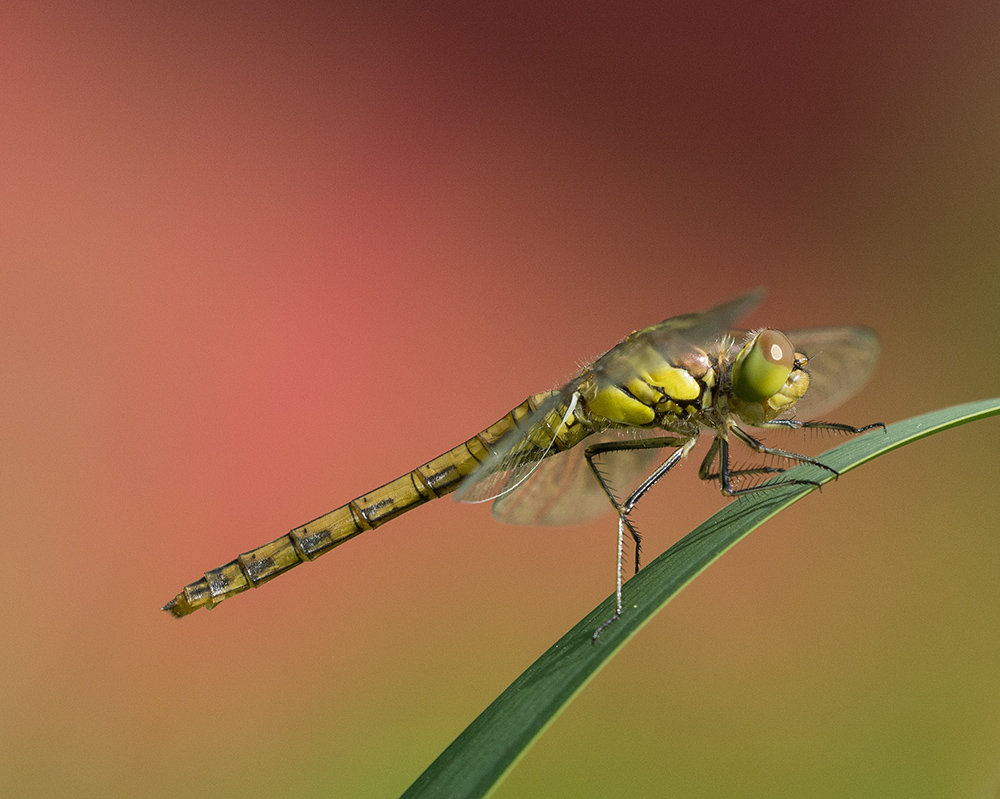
729;329;810;425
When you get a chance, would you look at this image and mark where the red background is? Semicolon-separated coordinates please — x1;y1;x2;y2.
4;2;1000;796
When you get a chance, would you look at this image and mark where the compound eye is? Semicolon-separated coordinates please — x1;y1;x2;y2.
731;329;794;403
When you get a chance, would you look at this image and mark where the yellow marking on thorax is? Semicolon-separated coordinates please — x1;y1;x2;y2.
643;364;700;401
587;385;656;426
583;352;703;427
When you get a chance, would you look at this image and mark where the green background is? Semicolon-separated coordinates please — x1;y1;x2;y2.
4;2;999;797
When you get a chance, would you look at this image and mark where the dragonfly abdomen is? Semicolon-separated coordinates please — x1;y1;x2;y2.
163;392;560;617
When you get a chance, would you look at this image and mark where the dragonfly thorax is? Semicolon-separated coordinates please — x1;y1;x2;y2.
577;338;716;432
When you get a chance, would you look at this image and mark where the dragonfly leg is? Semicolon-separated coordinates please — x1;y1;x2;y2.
725;420;885;488
766;419;886;435
585;435;691;572
698;435;787;485
586;436;695;641
713;436;824;497
729;425;840;478
698;438;785;488
591;515;629;640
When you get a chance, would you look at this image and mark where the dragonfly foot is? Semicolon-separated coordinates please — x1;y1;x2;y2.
592;611;621;642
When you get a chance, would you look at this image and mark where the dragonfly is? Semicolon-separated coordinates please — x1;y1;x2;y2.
163;289;882;635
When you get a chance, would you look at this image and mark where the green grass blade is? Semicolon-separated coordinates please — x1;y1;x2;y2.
401;398;1000;799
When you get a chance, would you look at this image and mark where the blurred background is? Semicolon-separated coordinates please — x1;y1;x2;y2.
4;2;1000;797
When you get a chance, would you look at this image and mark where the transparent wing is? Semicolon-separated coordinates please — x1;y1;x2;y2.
785;326;880;419
490;427;667;526
453;389;582;505
640;288;765;351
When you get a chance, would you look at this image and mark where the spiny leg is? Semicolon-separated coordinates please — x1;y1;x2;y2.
710;436;825;497
697;434;826;497
619;438;701;520
590;515;631;640
767;419;886;435
697;436;786;485
721;420;885;488
729;425;841;480
586;435;695;640
586;435;690;571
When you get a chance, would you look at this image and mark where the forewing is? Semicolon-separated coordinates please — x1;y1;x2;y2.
639;289;766;358
786;326;880;419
